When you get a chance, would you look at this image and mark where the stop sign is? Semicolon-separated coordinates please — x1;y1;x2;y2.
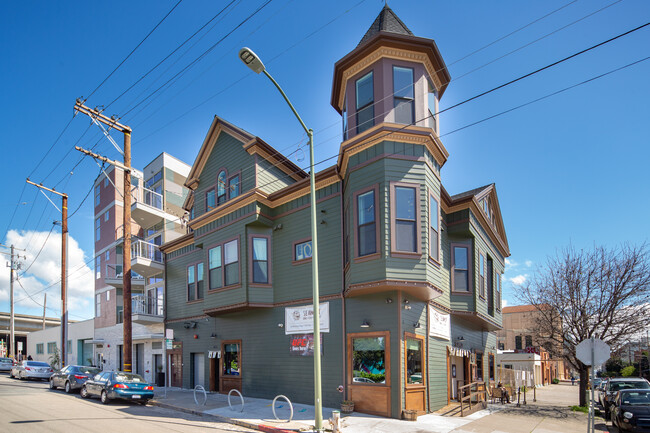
576;338;610;366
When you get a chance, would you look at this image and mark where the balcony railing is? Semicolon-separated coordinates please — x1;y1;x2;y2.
105;263;144;281
132;293;164;316
131;240;163;264
116;294;163;323
132;185;163;210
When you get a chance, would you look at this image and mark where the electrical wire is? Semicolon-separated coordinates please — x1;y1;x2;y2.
15;277;89;320
85;0;186;103
18;223;56;277
104;0;239;111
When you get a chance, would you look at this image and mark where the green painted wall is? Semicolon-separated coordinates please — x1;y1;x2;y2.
256;157;294;194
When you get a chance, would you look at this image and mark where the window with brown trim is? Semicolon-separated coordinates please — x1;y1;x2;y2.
187;263;204;301
228;174;240;199
208;245;222;290
393;66;414;124
356;71;374;134
354;186;378;258
224;239;239;286
479;252;485;298
429;194;439;262
451;243;471;292
217;171;227;205
390;182;420;255
205;188;216;211
250;236;270;284
207;238;240;290
405;334;424;385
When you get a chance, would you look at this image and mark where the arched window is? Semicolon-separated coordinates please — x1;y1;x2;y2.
217;171;227;205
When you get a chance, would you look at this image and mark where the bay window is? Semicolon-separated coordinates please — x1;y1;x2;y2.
356;71;374;134
393;66;414;124
452;244;470;292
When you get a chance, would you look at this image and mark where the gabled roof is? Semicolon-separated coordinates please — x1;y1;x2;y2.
184;116;306;191
358;4;413;46
443;183;510;258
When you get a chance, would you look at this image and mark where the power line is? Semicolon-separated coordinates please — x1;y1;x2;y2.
18;223;56;278
447;0;579;67
15;277;88;320
104;0;239;111
85;0;186;102
121;0;274;118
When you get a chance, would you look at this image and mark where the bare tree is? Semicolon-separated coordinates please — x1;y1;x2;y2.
517;243;650;406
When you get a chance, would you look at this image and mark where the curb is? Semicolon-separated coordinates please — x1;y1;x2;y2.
149;400;306;433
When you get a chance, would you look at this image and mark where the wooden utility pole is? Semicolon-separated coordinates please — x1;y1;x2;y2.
26;179;68;366
42;294;47;329
74;101;133;372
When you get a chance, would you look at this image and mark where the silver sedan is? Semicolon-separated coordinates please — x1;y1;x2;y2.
0;357;13;372
10;361;54;380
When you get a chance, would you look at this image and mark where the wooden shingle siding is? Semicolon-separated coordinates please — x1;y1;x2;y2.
195;131;254;218
256;157;293;194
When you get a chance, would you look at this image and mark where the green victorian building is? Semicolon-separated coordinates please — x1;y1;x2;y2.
161;5;510;419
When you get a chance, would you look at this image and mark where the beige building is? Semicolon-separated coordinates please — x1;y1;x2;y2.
497;305;568;381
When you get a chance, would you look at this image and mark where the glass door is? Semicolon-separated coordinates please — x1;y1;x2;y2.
220;340;242;393
404;333;426;412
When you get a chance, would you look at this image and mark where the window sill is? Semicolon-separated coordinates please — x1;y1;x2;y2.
428;257;441;267
479;295;486;301
208;284;242;294
354;252;380;263
451;291;473;296
390;251;421;259
292;258;312;266
186;299;204;304
249;283;272;288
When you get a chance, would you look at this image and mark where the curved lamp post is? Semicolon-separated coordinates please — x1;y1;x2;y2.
238;47;323;431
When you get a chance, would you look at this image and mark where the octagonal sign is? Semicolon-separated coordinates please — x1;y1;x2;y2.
576;338;610;366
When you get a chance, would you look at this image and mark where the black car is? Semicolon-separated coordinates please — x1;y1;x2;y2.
610;389;650;432
602;378;650;418
81;371;154;404
49;365;100;393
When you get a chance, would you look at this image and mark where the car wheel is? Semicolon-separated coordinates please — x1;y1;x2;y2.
139;399;149;406
65;381;72;393
49;378;56;390
101;390;109;405
80;386;89;399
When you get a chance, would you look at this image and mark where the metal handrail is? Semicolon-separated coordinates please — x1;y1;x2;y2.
133;186;163;210
131;240;163;263
132;294;163;316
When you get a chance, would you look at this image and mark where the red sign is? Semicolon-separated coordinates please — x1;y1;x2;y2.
289;334;323;356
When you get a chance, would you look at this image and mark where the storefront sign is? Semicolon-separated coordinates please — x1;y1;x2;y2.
285;302;330;335
289;334;323;356
165;339;173;350
429;306;450;340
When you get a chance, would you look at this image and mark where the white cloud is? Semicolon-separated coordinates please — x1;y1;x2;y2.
0;229;94;319
502;299;509;309
505;258;517;271
525;260;533;268
509;274;528;285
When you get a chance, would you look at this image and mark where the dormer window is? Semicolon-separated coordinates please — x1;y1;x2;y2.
229;174;240;199
356;71;374;134
217;171;227;204
393;66;414;124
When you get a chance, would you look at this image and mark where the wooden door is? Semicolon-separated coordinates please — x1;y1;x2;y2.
347;331;391;417
219;340;242;394
170;352;182;387
404;333;426;413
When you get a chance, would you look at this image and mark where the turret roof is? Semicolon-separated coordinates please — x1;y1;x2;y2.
358;4;413;47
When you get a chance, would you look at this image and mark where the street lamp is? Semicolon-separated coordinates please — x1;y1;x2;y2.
238;47;323;431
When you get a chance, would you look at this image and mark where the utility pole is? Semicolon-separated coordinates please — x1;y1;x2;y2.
42;294;47;330
0;244;26;360
74;100;133;372
25;179;68;366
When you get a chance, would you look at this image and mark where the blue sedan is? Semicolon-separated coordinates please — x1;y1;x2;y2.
81;371;154;405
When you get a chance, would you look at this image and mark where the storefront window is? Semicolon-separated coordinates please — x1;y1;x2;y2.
352;337;385;384
223;343;240;376
406;338;423;384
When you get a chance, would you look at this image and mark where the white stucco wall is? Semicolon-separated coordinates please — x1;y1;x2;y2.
26;319;94;366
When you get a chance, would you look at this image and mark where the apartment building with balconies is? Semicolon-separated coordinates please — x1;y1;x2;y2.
92;152;190;384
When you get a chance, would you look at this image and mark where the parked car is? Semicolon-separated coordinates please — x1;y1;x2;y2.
599;378;611;406
0;357;14;372
602;378;650;418
10;360;54;380
610;388;650;432
49;365;100;393
81;371;154;404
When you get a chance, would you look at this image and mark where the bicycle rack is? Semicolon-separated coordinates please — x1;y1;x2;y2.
228;389;244;412
272;394;294;422
193;385;207;406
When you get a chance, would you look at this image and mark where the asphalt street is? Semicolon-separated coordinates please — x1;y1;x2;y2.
0;373;255;433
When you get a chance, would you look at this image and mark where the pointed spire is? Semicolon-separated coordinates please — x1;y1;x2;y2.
358;4;413;47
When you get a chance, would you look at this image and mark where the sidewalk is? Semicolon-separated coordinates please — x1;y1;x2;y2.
150;383;606;433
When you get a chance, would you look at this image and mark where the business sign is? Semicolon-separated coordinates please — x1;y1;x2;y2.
165;329;174;339
289;334;323;356
429;306;450;340
165;339;173;350
285;302;330;335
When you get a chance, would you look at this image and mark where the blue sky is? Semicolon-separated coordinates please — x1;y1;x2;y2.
1;0;648;321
